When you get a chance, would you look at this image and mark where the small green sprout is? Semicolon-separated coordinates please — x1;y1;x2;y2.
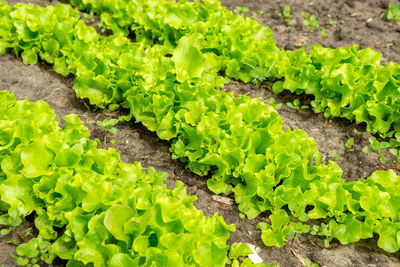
0;209;31;246
354;128;362;135
311;99;328;113
96;118;119;147
83;102;99;115
320;28;327;39
362;137;389;164
82;12;94;21
343;138;354;152
244;61;275;86
304;258;319;267
0;209;23;237
11;236;53;266
332;149;341;160
251;10;264;19
287;99;309;110
381;2;400;25
389;133;400;164
301;11;327;38
269;97;283;110
97;20;107;33
279;5;294;24
235;6;249;16
301;11;320;31
235;6;263;19
329;20;337;27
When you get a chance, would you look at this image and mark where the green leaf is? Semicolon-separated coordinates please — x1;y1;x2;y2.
377;221;400;252
345;138;354;148
362;146;371;153
54;57;70;76
54;149;80;167
172;33;206;82
108;104;119;111
260;228;286;247
104;205;134;243
0;228;10;236
108;127;117;134
228;243;253;259
0;40;11;55
17;239;39;258
21;142;54;178
16;257;29;266
194;241;229;266
207;179;232;195
109;253;137;267
51;238;77;260
21;50;38;65
272;81;284;94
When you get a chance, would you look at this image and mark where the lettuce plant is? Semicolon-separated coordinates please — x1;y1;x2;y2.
3;1;400;256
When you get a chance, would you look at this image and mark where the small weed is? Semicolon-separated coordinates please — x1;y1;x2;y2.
354;128;362;135
279;5;294;24
269;97;283;110
301;11;327;38
251;10;264;19
97;20;107;33
96;118;119;147
362;137;389;164
332;149;341;160
343;138;354;152
389;133;400;164
301;11;320;31
11;236;53;266
381;2;400;25
83;102;99;115
235;6;249;16
82;12;94;21
287;99;309;110
329;20;337;27
235;6;263;19
0;209;29;246
304;258;319;267
320;28;327;38
386;42;394;48
244;61;275;86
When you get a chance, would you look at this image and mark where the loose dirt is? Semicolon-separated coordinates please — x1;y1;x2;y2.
1;0;400;266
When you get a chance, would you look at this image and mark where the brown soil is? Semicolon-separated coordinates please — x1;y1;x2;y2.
1;0;400;266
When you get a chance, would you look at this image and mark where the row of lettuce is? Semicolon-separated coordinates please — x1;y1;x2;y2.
0;90;266;266
2;1;400;255
69;0;400;140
